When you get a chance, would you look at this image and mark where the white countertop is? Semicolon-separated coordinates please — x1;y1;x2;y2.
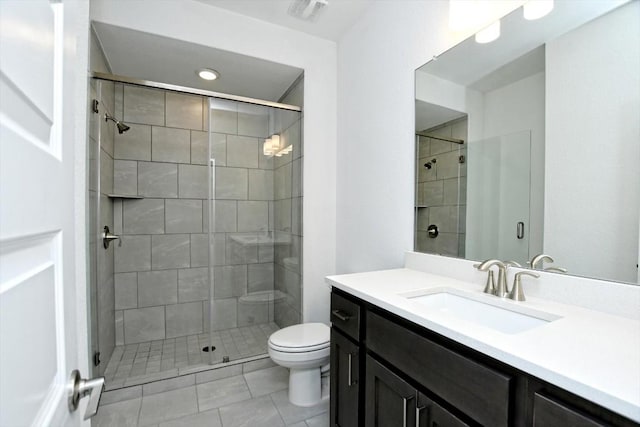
326;268;640;423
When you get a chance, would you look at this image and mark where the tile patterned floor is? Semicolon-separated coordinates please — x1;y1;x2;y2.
94;365;329;427
104;323;279;389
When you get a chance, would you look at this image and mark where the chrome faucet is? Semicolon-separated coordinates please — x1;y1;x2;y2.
529;254;554;269
508;271;539;301
475;259;509;297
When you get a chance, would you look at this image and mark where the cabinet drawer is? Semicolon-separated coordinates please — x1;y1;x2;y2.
331;292;360;341
533;393;606;427
367;311;512;427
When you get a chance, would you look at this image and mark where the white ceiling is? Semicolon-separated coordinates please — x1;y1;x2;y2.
195;0;372;41
92;22;304;102
415;100;465;132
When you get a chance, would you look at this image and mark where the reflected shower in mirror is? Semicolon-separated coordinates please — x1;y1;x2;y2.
414;0;639;284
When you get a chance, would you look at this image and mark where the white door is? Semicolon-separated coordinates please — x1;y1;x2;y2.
0;1;89;426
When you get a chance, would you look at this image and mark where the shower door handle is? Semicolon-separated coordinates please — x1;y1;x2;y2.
516;222;525;239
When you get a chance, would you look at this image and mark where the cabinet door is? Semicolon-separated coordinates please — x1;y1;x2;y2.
417;393;471;427
365;355;416;427
330;328;359;427
533;393;606;427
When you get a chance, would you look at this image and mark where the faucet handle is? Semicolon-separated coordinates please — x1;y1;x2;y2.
508;271;540;301
544;266;568;273
475;259;505;271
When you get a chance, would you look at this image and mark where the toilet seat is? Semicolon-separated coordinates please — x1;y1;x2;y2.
268;323;329;353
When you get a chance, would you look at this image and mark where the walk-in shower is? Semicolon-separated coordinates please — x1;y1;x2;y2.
87;75;303;391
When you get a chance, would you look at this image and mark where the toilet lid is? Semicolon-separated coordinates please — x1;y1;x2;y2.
269;323;329;352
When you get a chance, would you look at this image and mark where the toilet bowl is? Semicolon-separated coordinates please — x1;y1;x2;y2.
268;323;330;407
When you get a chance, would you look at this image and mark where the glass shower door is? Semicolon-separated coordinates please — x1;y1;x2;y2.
206;97;303;365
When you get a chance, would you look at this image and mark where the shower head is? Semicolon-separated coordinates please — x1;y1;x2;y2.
105;113;130;134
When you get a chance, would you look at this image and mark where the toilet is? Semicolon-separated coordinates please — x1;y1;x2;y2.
268;322;330;407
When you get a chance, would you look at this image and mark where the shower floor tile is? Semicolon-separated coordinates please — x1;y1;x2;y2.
103;323;279;389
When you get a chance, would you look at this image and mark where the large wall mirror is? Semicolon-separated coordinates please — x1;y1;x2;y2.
414;0;639;284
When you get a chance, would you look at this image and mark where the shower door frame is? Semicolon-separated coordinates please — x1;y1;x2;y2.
89;72;302;371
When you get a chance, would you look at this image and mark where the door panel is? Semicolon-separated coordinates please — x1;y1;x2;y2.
365;355;416;427
330;328;359;427
0;0;89;425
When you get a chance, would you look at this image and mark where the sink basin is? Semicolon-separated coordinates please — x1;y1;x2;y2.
405;289;560;334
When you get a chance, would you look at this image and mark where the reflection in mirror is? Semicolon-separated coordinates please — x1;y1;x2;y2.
415;1;639;284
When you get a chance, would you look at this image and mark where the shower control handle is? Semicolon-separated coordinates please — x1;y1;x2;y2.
102;225;120;249
516;222;525;239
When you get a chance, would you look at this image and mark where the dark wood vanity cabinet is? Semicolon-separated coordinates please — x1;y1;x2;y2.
330;288;639;427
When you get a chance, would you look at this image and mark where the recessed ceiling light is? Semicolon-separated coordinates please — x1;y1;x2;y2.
197;68;219;81
523;0;554;21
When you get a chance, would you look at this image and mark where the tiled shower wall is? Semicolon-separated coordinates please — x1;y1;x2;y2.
88;79;116;374
416;117;467;257
110;83;302;345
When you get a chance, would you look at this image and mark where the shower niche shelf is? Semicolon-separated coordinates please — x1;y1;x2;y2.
107;194;143;199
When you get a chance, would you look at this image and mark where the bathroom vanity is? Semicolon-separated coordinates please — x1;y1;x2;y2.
327;265;640;427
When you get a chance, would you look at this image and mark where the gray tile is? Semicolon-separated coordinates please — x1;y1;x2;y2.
226;233;258;265
429;205;458;233
275;199;292;232
178;267;209;302
210;98;237;134
123;306;165;344
115;310;124;345
195;364;243;384
197;375;251;412
270;390;328;425
138;386;198;426
152;234;190;270
152;126;191;163
94;397;141;427
436;150;461;180
274;163;292;200
213;265;247;298
113;160;138;196
178;164;208;198
237;103;269;138
244;366;288;397
227;135;259;168
123;199;165;234
114;83;124;119
287;423;307;427
138;270;178;307
214;200;237;232
248;263;274;293
190;234;208;268
191;131;227;166
139;162;178;198
420;180;444;206
248;169;273;201
158;408;222;427
115;235;151;273
165;92;203;130
166;199;203;233
204;298;237;331
100;386;142;406
430;138;454;155
242;358;276;374
219;395;284;427
166;302;203;338
143;374;195;396
238;297;269;327
305;411;329;427
100;149;114;195
115;272;137;310
216;167;248;200
124;85;165;126
114;124;152;161
237;201;269;232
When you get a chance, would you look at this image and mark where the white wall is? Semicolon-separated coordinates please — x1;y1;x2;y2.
337;0;461;273
91;0;337;323
545;2;640;283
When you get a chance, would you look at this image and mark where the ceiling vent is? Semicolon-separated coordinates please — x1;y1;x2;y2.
288;0;328;22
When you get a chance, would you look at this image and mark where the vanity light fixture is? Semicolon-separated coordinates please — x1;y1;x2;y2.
523;0;554;20
263;134;293;157
197;68;219;81
475;20;501;43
